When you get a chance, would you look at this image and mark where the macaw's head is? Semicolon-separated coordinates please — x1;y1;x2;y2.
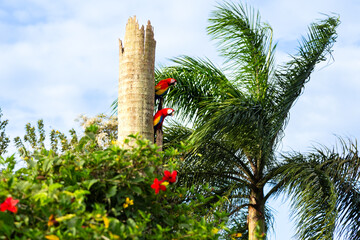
167;78;176;86
164;108;175;116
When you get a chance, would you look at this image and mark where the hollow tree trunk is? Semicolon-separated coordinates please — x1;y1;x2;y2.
248;187;265;240
118;16;156;146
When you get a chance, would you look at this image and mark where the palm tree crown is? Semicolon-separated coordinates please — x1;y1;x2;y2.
154;2;359;240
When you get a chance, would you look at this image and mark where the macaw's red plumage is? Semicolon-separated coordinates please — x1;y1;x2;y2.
154;108;175;131
155;78;176;100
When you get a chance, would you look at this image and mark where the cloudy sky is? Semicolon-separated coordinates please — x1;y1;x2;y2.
1;0;360;239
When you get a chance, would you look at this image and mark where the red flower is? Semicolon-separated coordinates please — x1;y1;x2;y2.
151;178;167;194
162;170;177;183
0;197;19;213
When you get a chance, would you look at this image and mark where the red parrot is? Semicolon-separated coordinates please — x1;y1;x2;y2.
155;78;176;101
154;108;175;131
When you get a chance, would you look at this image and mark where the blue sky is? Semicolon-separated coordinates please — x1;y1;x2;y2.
1;0;360;239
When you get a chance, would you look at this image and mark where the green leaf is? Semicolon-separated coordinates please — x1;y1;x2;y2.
132;186;142;195
129;176;144;183
0;156;5;165
0;212;14;238
144;166;155;176
43;157;53;172
82;179;99;190
49;183;63;192
127;218;136;228
32;191;48;205
73;190;90;198
109;218;121;234
7;176;14;188
106;186;117;198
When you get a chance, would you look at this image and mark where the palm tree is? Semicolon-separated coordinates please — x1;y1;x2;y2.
155;2;359;239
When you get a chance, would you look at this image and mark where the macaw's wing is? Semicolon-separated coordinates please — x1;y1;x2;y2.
155;88;169;97
155;83;163;91
154;115;164;128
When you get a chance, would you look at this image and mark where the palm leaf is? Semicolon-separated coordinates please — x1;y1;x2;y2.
208;1;276;102
271;138;360;239
336;179;360;240
163;120;193;148
270;15;340;143
155;56;230;124
274;155;337;240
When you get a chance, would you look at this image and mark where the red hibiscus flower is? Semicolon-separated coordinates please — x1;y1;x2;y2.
162;170;177;183
0;197;19;213
151;178;167;194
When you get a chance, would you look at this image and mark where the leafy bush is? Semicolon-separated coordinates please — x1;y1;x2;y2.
0;123;229;239
0;109;9;156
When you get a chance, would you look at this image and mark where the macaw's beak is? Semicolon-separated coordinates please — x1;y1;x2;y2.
171;112;175;116
173;82;177;86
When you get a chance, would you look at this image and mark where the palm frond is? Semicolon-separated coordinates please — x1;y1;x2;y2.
208;1;276;101
274;157;337;240
336;180;360;240
182;141;255;185
193;97;258;143
155;56;230;124
189;94;278;174
271;138;360;240
270;15;340;144
110;98;117;116
328;139;360;240
163;120;193;149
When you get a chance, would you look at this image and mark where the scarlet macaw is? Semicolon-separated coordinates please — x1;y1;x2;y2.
155;78;176;101
154;108;175;131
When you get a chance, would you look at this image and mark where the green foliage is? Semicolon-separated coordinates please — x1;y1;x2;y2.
0;109;10;156
77;114;118;148
0;123;231;239
14;120;79;158
154;1;344;239
271;139;360;240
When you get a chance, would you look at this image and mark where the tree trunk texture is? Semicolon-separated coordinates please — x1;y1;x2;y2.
118;16;156;146
248;187;265;240
155;129;163;151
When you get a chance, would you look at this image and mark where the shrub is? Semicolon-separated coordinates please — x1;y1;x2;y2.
0;123;229;239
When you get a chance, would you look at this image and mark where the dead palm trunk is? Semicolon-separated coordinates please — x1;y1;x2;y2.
118;16;156;145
